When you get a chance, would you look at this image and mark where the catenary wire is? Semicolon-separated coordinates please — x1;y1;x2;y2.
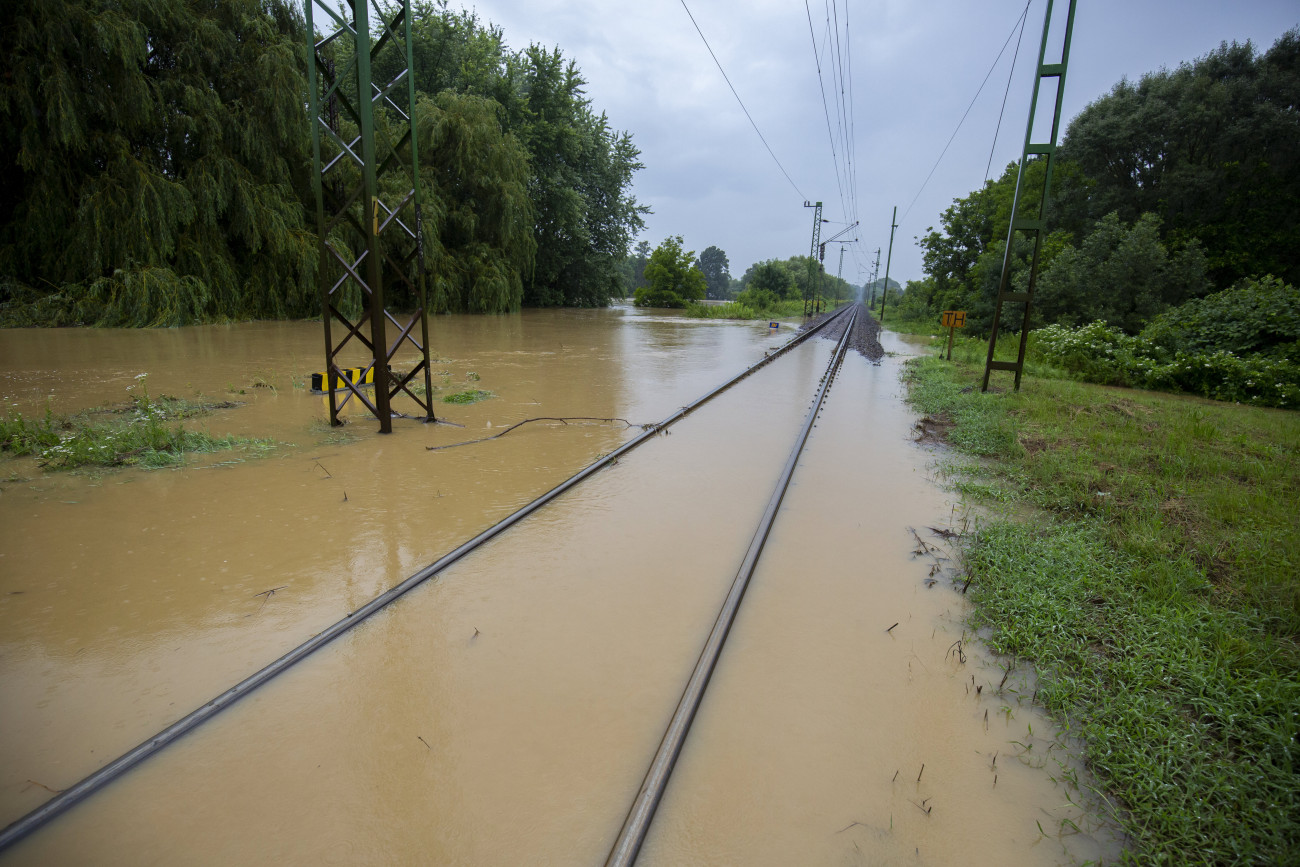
898;0;1034;227
985;0;1032;184
678;0;807;200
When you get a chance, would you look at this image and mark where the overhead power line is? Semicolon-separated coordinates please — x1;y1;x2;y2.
679;0;807;200
899;0;1034;227
986;1;1032;184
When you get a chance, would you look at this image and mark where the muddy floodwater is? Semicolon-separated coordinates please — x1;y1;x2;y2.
0;309;1119;864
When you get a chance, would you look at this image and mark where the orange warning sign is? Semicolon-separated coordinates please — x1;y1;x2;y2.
941;310;967;328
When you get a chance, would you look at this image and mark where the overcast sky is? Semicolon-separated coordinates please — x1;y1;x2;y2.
459;0;1297;288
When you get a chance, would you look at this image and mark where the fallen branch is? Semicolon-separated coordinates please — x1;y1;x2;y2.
426;417;647;451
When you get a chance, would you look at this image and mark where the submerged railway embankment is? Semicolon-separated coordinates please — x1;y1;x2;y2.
0;305;1117;864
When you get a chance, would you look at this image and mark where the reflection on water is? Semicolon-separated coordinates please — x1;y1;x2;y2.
0;314;1116;864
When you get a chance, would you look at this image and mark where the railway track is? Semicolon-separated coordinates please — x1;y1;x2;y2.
0;304;860;854
605;304;859;864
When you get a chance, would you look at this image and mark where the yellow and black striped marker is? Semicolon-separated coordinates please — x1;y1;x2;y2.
311;367;375;393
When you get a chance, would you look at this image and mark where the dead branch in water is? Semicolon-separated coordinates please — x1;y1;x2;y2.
426;417;647;451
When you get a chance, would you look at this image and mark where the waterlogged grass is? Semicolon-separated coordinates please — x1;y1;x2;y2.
441;389;493;405
682;299;809;320
0;382;273;470
904;355;1300;864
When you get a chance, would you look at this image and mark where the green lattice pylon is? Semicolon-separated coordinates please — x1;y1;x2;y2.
982;0;1078;392
305;0;435;431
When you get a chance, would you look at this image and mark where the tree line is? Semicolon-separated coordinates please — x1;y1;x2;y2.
621;238;858;313
0;0;647;325
898;29;1299;339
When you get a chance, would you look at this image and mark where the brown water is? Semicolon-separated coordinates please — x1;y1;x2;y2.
0;312;1118;864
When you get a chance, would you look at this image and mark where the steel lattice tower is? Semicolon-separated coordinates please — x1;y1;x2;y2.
304;0;435;431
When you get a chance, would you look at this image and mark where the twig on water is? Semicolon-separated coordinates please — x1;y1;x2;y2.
417;736;431;750
917;763;925;782
246;585;288;618
313;460;332;479
836;821;870;834
426;417;645;451
947;639;967;664
886;622;899;634
910;798;932;815
24;780;62;795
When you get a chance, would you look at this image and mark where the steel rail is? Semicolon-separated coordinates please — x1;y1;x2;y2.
0;305;854;853
604;306;859;866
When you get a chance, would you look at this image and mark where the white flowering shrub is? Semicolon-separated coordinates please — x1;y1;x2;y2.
1031;321;1299;408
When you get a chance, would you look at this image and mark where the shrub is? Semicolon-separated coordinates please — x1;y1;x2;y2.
1141;275;1300;361
1031;321;1300;408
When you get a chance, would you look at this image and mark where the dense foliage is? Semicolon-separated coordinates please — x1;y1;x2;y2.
911;29;1299;338
0;0;646;324
0;0;317;325
633;236;706;308
736;255;855;309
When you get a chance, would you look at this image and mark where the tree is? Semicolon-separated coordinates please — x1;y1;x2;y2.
697;246;731;299
743;260;796;299
513;46;648;307
1034;212;1209;333
415;92;535;313
0;0;317;325
1057;30;1300;286
634;236;706;308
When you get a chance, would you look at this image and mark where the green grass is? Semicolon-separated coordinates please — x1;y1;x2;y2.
441;389;493;405
682;298;812;319
903;355;1300;865
0;383;274;470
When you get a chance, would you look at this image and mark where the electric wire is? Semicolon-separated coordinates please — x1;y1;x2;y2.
808;7;849;220
898;0;1034;227
678;0;806;200
985;0;1032;184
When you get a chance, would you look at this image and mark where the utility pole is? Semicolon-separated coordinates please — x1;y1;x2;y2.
803;201;824;316
868;248;881;306
880;206;898;322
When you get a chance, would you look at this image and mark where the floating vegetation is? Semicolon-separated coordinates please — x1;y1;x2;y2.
441;389;493;405
0;376;273;470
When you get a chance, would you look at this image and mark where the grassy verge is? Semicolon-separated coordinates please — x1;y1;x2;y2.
1;381;274;469
903;354;1300;865
683;299;811;320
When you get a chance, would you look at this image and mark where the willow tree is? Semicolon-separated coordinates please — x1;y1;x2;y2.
0;0;316;325
415;92;535;312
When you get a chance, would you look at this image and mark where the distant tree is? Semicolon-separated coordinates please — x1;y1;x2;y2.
634;236;706;308
744;260;797;300
697;246;731;299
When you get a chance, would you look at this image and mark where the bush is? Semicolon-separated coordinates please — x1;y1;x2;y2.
1142;275;1300;361
1031;320;1300;408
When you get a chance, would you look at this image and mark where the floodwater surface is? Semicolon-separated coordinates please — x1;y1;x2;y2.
0;312;1117;864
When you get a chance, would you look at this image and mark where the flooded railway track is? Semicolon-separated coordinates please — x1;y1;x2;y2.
605;306;858;864
0;306;857;855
